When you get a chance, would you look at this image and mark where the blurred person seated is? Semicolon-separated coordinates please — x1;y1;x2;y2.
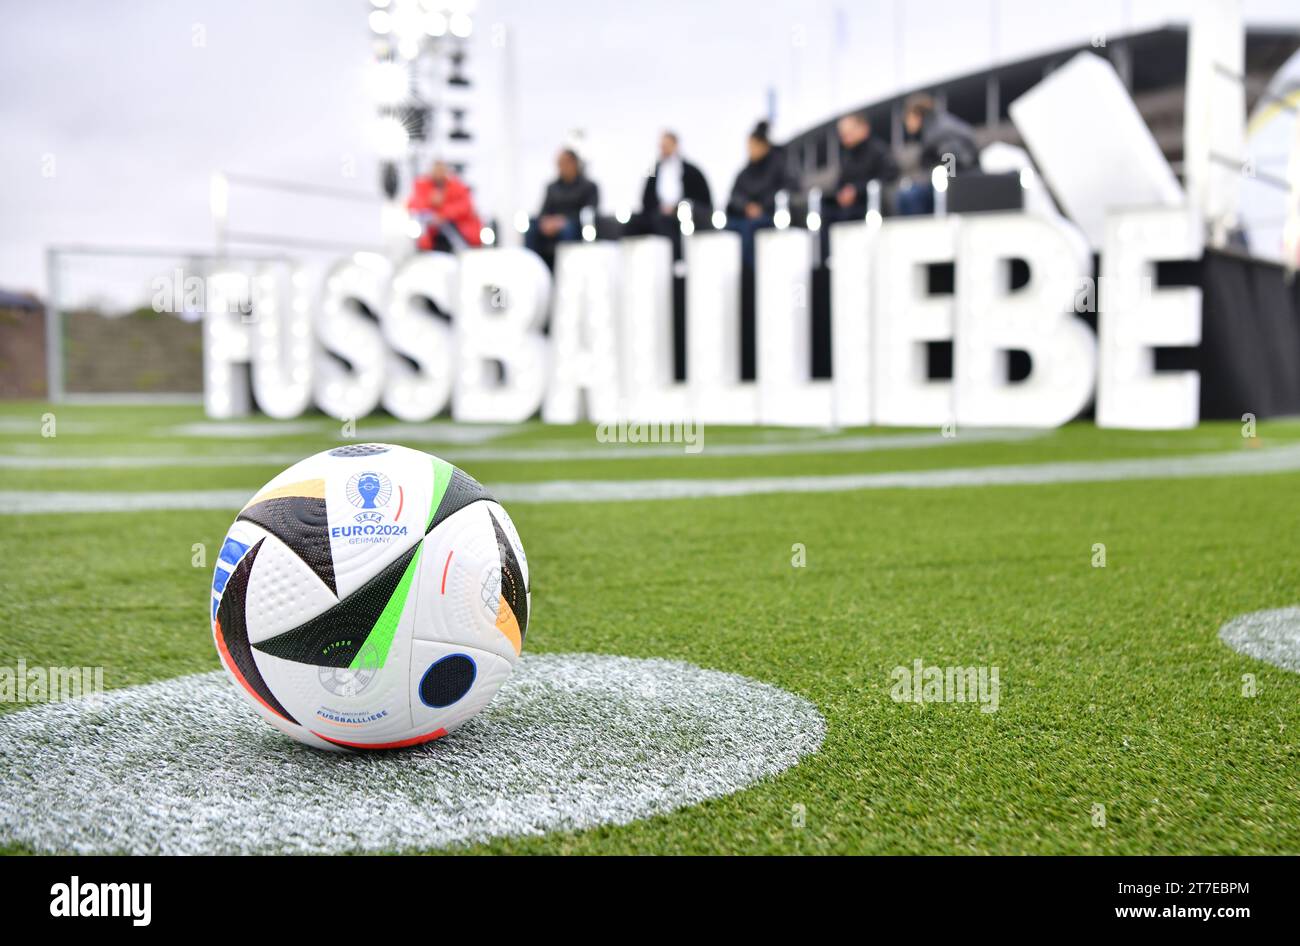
406;159;483;252
628;130;713;247
895;93;978;216
526;147;599;268
724;120;791;267
827;111;898;223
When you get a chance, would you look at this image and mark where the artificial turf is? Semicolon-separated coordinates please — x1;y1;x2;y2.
1;402;1298;854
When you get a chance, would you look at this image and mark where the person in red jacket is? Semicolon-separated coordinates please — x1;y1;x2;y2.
406;160;483;252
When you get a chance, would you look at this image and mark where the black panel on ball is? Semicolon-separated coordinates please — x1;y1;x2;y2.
238;495;336;596
426;466;494;534
254;544;419;667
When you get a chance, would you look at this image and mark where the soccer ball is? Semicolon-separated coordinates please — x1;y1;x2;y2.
209;443;529;750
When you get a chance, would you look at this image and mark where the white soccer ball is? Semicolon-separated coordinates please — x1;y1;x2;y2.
209;443;529;750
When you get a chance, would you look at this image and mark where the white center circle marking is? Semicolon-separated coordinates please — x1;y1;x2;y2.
0;653;824;854
1218;606;1300;673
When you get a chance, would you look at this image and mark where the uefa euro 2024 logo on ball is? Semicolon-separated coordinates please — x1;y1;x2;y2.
346;470;392;520
209;444;531;751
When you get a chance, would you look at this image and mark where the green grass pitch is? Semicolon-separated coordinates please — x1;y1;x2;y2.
1;402;1298;854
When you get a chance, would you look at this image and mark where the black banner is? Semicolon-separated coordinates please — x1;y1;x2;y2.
0;855;1289;929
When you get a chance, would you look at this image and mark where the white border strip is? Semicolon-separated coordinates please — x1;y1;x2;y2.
0;429;1043;469
2;445;1298;513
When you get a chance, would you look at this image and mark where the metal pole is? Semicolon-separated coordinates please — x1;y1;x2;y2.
210;171;229;263
498;24;522;248
808;187;823;267
986;75;1000;127
1287;115;1300;276
44;247;64;403
867;179;882;221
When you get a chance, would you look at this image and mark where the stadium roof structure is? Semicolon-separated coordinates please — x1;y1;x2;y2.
783;23;1300;189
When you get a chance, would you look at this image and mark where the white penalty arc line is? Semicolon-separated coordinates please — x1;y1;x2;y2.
1219;607;1300;674
1;445;1298;514
0;654;825;854
0;428;1041;469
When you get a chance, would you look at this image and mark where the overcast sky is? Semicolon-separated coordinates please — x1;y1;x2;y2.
2;0;1296;302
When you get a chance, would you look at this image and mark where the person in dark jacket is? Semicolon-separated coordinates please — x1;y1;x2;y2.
725;120;791;267
896;93;979;215
830;111;898;219
629;131;713;244
526;148;599;268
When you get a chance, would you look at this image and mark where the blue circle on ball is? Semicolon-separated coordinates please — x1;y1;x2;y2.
419;654;477;708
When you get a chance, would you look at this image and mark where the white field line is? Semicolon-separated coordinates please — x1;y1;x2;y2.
458;427;1043;461
0;454;306;469
164;421;326;438
0;654;825;854
0;489;252;512
1218;607;1300;673
0;419;102;434
0;428;1040;469
490;444;1300;502
1;444;1297;514
167;420;515;444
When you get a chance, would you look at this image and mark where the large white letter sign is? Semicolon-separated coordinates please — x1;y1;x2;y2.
756;227;832;426
315;254;389;421
384;252;458;422
203;272;253;419
454;247;552;423
955;213;1096;427
544;242;622;424
1096;207;1204;429
248;266;314;420
872;216;959;427
829;219;877;426
619;235;687;422
1008;52;1183;249
686;229;756;423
